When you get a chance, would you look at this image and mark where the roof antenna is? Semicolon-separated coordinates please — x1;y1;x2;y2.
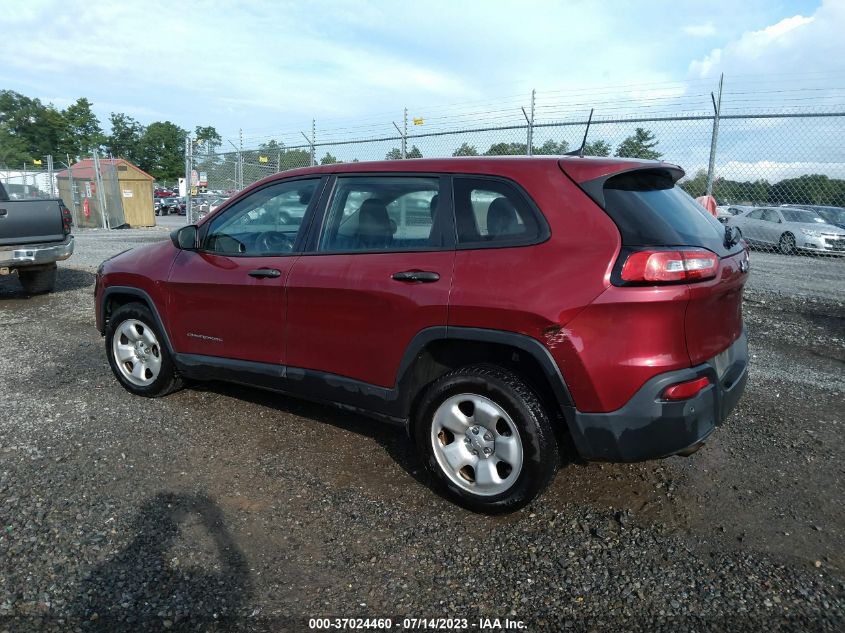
565;108;594;157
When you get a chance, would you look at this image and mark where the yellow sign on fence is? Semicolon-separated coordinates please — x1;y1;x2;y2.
259;155;269;163
413;117;424;126
32;159;42;166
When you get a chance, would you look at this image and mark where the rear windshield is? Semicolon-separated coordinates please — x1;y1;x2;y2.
602;170;734;255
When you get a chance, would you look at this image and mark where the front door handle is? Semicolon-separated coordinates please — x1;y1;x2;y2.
248;268;281;278
392;270;440;283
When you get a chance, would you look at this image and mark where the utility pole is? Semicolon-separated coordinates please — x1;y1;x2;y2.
311;118;316;166
705;73;724;197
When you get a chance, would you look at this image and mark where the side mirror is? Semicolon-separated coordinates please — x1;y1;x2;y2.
171;225;198;250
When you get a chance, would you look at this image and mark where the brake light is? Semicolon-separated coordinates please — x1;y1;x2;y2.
662;376;711;401
60;203;73;235
620;249;718;284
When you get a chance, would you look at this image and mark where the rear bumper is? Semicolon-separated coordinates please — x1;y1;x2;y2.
0;236;74;268
567;329;748;462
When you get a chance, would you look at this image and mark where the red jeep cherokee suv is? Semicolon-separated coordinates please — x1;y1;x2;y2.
95;157;749;513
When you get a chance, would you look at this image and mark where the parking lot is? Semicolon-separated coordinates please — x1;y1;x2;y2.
1;228;843;631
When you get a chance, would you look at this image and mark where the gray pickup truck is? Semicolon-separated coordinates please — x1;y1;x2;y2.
0;180;74;294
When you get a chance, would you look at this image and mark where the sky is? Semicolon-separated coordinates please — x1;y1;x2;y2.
1;0;844;179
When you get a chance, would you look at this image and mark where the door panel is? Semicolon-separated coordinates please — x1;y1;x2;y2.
165;177;323;365
166;250;292;364
285;174;455;388
285;251;454;387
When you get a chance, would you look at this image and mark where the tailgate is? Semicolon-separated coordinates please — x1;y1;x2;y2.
0;200;65;246
685;249;748;364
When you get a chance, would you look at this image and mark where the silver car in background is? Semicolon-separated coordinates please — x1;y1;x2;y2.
726;206;845;255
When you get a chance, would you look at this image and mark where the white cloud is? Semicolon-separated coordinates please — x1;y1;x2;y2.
688;1;842;79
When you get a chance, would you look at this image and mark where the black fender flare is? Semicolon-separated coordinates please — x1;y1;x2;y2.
394;326;576;416
99;286;174;354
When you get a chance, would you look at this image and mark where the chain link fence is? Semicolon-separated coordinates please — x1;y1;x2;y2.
187;108;845;263
1;153;128;229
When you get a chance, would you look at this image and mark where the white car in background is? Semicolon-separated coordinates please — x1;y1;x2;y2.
726;206;845;255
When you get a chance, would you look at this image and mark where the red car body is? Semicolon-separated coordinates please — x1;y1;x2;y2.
96;157;749;463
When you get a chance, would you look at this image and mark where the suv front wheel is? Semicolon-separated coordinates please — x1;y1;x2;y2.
415;365;559;513
105;302;183;397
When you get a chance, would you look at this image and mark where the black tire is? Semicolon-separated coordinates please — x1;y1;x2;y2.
18;264;56;294
414;364;559;514
105;302;182;397
779;232;796;255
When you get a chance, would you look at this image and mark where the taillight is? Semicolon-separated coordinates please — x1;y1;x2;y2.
60;203;73;234
662;376;711;401
620;248;718;284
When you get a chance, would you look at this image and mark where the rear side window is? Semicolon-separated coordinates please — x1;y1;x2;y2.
318;176;451;252
601;170;732;255
452;177;545;247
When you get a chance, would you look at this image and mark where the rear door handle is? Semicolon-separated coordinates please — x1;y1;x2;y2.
248;268;281;278
392;270;440;283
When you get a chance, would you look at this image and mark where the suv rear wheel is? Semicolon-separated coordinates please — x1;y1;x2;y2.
415;364;558;513
105;303;182;397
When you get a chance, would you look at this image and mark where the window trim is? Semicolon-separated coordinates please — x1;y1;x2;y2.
303;173;456;256
196;175;328;257
450;174;551;251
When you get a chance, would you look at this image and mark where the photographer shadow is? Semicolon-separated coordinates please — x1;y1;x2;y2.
71;492;252;631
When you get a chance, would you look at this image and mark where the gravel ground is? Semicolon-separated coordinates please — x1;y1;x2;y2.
0;230;842;632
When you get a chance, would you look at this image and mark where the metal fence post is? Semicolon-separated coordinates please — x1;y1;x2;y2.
185;136;193;224
528;89;535;155
311;119;316;166
46;155;54;196
92;149;109;229
705;73;724;197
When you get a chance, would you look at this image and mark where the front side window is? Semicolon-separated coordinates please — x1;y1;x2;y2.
762;209;781;223
452;177;543;246
319;176;447;252
203;179;319;255
747;209;765;220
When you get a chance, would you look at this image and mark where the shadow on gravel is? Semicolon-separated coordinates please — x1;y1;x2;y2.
196;381;430;489
0;267;95;299
70;492;252;631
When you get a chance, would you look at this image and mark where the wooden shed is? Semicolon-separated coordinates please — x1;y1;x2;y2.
56;159;156;228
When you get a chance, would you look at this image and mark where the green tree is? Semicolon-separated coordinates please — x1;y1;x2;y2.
385;147;402;160
105;113;144;162
452;143;478;157
615;127;661;160
279;148;312;171
534;139;569;155
485;142;528;156
583;139;611;157
194;125;222;156
136;121;188;181
407;145;422;159
679;169;708;198
320;152;339;165
0;90;68;163
62;98;103;157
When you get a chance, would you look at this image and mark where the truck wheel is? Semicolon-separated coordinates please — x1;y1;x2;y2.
414;364;559;514
105;302;182;397
18;264;57;295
